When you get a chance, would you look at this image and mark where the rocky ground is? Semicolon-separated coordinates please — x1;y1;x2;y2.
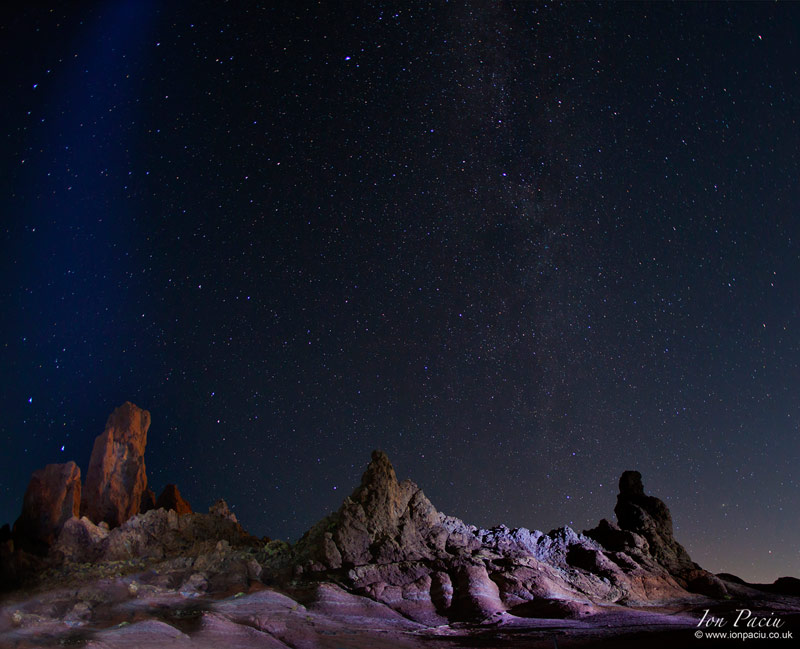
1;403;798;647
2;557;798;648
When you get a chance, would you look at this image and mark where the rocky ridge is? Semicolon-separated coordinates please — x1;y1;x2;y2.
2;403;216;590
2;417;799;648
4;440;725;620
290;450;722;625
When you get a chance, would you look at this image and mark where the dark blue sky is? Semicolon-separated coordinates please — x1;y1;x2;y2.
1;1;798;583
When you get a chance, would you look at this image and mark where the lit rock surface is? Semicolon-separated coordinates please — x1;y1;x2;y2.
82;402;151;528
2;446;798;648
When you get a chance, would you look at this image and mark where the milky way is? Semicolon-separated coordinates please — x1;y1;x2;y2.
1;2;798;582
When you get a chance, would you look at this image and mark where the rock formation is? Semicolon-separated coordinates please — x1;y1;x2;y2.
606;470;727;598
293;450;703;625
613;470;694;574
1;413;739;629
12;462;81;554
139;487;157;514
52;507;259;565
295;450;449;570
81;402;150;528
156;484;192;515
209;498;238;523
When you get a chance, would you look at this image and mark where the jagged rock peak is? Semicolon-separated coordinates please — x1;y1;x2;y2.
104;401;151;447
81;402;150;528
209;498;238;523
361;449;396;487
294;450;450;571
140;488;157;514
350;450;406;523
614;470;685;562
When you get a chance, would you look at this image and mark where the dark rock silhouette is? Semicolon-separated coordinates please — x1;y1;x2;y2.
155;483;192;515
614;470;694;574
139;487;157;514
12;461;81;554
610;470;727;598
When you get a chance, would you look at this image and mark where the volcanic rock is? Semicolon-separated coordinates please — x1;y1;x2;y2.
140;487;157;514
53;507;259;565
450;562;505;620
156;484;192;515
293;451;703;624
614;470;694;575
209;498;238;523
295;450;450;572
82;402;150;528
51;515;109;563
12;461;81;554
605;470;726;597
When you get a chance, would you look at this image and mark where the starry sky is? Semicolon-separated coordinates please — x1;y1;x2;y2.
1;2;798;583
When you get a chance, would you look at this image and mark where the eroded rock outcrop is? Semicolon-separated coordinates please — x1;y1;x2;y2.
292;451;703;625
12;462;81;554
156;484;192;516
140;488;157;514
82;402;150;528
614;470;694;575
209;498;238;523
295;450;450;572
53;507;259;565
3;423;733;629
607;470;727;598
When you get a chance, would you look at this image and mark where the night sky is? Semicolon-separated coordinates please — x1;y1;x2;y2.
1;2;798;584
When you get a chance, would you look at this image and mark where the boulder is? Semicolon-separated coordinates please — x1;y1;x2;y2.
685;568;728;598
51;516;109;563
156;484;192;516
82;402;150;528
769;576;800;596
13;462;81;553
